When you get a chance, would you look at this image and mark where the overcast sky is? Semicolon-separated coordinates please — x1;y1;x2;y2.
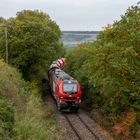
0;0;139;31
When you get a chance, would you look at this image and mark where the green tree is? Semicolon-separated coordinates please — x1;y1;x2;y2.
0;17;6;59
66;5;140;115
0;10;65;80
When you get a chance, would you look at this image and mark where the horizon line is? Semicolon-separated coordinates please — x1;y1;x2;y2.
62;30;100;32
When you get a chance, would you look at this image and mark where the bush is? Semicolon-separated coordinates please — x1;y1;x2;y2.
0;99;14;138
130;113;140;138
0;59;25;95
65;5;140;138
0;60;62;139
66;4;140;114
13;84;62;140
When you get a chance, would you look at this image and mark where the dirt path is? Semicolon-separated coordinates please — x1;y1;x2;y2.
42;84;114;140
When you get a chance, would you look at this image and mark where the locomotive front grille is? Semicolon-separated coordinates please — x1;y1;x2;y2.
63;97;77;100
63;92;77;94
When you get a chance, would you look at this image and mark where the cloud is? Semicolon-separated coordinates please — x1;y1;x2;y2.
0;0;138;30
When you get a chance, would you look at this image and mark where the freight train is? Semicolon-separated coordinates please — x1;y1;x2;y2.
48;58;81;112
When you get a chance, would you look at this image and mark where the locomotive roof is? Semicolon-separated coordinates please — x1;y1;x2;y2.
54;68;73;80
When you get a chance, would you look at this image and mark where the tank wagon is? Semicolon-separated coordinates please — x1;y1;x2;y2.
48;58;81;111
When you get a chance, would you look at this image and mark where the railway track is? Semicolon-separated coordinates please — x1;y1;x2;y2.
76;114;100;140
64;114;82;140
42;84;113;140
64;113;99;140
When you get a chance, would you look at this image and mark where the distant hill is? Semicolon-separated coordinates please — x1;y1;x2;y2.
61;31;99;48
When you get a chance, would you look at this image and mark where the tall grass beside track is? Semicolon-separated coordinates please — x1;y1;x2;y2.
0;59;62;140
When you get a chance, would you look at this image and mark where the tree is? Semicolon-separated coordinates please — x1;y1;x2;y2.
66;5;140;114
0;10;65;80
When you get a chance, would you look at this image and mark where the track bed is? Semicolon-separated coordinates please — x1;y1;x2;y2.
42;84;114;140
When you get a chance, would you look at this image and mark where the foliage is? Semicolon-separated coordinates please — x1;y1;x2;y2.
0;60;62;140
0;59;23;139
130;113;140;138
0;99;14;139
0;59;25;104
0;17;6;60
13;84;62;140
65;5;140;138
0;10;64;139
0;10;65;81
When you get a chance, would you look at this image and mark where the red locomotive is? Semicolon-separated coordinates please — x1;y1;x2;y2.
48;58;81;111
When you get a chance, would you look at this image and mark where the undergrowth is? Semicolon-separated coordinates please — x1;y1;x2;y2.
0;59;62;140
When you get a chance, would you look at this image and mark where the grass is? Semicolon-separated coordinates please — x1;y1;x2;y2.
0;59;62;140
13;94;62;140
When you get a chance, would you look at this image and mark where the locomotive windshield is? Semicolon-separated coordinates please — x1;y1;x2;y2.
63;84;77;93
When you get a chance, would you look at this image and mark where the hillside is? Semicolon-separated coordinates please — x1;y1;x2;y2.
61;31;99;48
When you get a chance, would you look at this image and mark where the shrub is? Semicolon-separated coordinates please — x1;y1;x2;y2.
65;5;140;138
0;60;62;139
13;85;62;140
66;4;140;114
0;99;14;138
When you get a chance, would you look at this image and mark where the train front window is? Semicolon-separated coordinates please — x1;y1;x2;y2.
63;84;77;93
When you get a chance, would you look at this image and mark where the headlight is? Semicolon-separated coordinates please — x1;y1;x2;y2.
75;100;81;104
